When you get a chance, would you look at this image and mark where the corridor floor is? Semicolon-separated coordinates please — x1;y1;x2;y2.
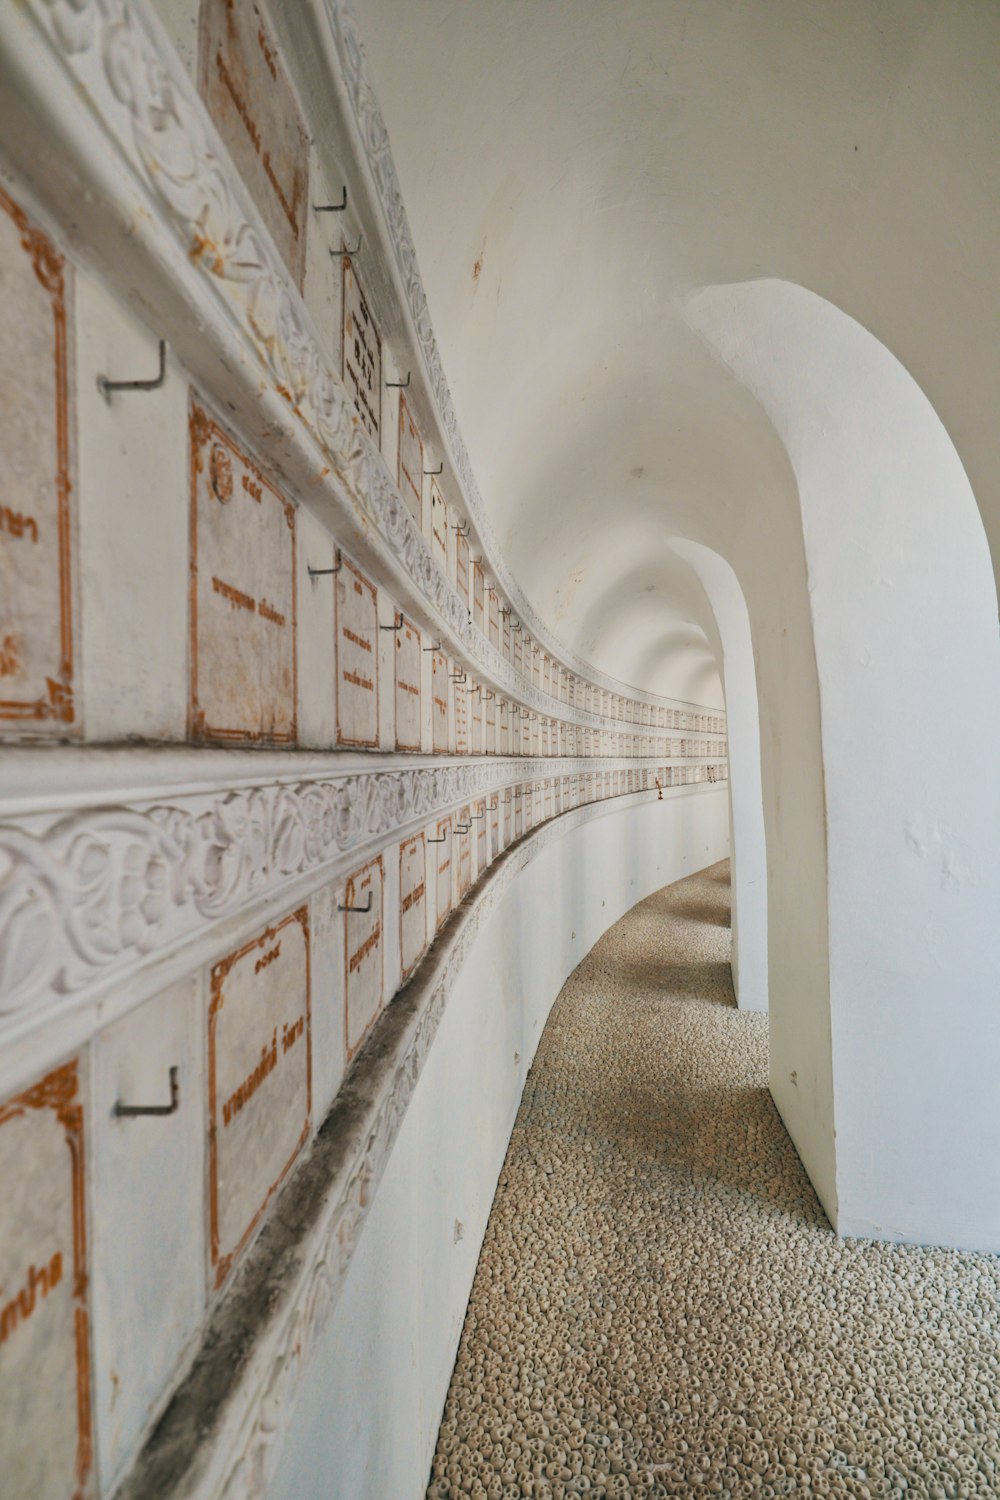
426;863;1000;1500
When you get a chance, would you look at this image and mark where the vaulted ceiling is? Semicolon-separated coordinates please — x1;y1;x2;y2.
352;0;1000;701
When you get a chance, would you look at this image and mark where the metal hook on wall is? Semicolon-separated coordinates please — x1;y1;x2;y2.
380;613;404;631
423;641;442;652
331;234;363;258
339;891;373;913
114;1066;180;1119
308;548;342;580
313;186;348;212
427;829;450;843
98;339;167;404
455;823;471;834
424;462;444;476
450;669;467;683
452;521;471;538
386;372;410;389
471;809;485;820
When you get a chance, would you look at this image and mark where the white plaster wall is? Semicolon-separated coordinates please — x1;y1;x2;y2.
268;787;730;1500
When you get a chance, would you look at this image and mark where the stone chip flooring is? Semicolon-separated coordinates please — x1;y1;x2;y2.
426;862;1000;1500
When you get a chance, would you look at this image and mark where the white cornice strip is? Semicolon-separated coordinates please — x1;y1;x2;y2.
113;782;720;1500
0;753;721;1025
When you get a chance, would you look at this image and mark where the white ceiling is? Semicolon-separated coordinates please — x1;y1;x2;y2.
351;0;1000;703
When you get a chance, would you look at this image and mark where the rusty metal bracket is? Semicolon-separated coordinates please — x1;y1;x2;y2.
455;823;471;834
331;234;362;258
339;892;373;913
386;372;410;389
380;613;404;631
450;669;467;683
423;641;442;652
114;1066;179;1119
452;521;471;537
98;339;167;403
313;187;348;212
309;549;342;580
427;830;449;843
424;462;444;476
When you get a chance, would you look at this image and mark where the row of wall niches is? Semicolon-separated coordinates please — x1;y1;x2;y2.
2;759;727;1500
0;174;727;756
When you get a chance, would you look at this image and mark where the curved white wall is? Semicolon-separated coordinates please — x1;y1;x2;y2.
268;789;730;1500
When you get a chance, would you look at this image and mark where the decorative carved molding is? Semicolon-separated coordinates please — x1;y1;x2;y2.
16;0;720;730
0;753;705;1020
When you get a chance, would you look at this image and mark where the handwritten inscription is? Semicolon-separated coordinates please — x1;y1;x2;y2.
457;806;472;897
398;394;423;527
0;187;74;731
342;257;381;441
431;650;449;753
430;481;448;570
344;858;384;1058
190;402;296;745
336;556;379;747
199;0;308;286
454;677;469;755
208;909;310;1289
395;615;421;751
399;835;427;980
0;1061;91;1500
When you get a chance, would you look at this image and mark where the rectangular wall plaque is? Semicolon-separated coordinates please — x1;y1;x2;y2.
344;857;384;1059
476;799;487;873
455;531;469;604
342;256;381;442
0;187;75;733
431;650;449;752
189;402;296;745
488;588;500;647
397;394;423;527
503;791;512;846
470;683;483;754
208;908;311;1289
472;560;485;631
199;0;308;287
430;481;448;570
457;808;472;897
484;692;496;754
455;679;468;755
434;816;452;929
498;699;509;754
336;555;379;747
0;1061;91;1500
399;834;427;981
394;614;421;751
489;797;501;859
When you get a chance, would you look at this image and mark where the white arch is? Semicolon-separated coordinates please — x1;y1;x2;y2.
687;279;1000;1249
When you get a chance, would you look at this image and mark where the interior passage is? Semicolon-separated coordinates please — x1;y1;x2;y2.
427;864;1000;1500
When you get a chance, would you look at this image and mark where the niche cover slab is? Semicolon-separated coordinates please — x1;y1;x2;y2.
208;908;311;1289
394;614;421;751
336;555;379;747
0;186;75;733
344;857;384;1059
399;834;427;981
342;255;381;442
199;0;309;287
189;401;297;745
0;1060;91;1500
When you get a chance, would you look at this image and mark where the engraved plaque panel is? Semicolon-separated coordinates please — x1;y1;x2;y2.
475;800;487;873
0;1061;91;1500
470;683;483;754
488;587;499;647
431;649;449;753
190;403;296;745
498;699;510;755
455;531;469;604
434;817;452;929
399;834;427;980
484;692;496;754
489;797;500;859
199;0;308;287
344;857;384;1059
512;630;523;674
457;807;472;896
502;791;512;846
523;784;534;834
455;678;468;755
208;909;310;1288
472;560;485;632
336;556;379;747
397;394;423;527
0;188;75;732
514;787;524;839
430;481;448;570
342;256;381;442
502;610;511;659
394;614;421;751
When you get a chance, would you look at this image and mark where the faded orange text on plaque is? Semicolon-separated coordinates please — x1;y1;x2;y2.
208;907;311;1289
0;1060;92;1500
0;186;75;733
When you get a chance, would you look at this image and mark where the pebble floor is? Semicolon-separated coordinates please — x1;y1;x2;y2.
426;862;1000;1500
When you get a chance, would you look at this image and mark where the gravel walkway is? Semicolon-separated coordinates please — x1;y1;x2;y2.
426;862;1000;1500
